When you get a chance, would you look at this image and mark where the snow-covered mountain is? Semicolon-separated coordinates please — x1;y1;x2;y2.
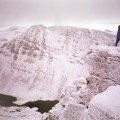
0;25;120;120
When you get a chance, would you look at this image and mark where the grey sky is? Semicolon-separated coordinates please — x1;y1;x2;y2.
0;0;119;26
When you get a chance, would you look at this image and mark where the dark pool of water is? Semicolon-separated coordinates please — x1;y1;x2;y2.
0;94;59;113
22;100;59;113
0;94;17;107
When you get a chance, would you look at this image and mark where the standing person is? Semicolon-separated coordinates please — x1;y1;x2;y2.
115;25;120;46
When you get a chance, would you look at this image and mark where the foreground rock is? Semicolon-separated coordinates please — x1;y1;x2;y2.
89;85;120;120
46;86;120;120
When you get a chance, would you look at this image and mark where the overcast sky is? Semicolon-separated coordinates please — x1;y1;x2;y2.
0;0;119;27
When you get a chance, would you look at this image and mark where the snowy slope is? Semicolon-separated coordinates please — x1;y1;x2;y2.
0;25;120;120
0;26;26;41
0;25;116;102
0;106;41;120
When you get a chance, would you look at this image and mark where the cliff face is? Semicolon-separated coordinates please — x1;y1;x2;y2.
0;25;120;120
0;25;117;102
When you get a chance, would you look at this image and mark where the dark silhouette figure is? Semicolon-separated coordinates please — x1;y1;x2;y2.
115;25;120;46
